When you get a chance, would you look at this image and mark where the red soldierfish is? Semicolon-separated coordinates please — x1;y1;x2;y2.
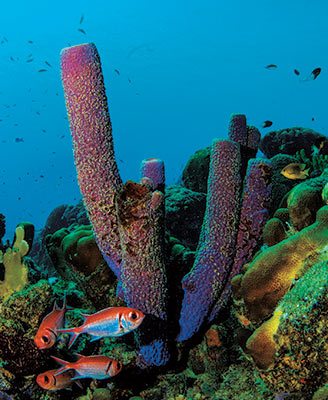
34;296;70;349
52;354;122;380
36;369;81;390
58;306;145;348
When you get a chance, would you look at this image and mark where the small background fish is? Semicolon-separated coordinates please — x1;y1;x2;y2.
281;163;309;180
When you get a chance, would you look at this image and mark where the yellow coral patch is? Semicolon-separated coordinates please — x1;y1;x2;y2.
246;308;283;369
0;226;29;300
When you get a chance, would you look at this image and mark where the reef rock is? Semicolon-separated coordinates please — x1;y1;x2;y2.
165;185;206;250
182;146;211;193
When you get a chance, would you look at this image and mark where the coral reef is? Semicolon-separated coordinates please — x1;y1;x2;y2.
232;205;328;322
287;171;327;230
45;224;117;308
295;148;328;177
249;260;328;398
1;42;328;400
260;127;327;158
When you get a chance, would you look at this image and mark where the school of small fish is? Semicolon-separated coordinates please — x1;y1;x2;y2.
34;298;145;391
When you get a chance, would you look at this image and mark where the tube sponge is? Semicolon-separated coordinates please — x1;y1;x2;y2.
140;158;165;192
209;158;272;321
61;43;123;277
177;139;242;341
117;182;170;367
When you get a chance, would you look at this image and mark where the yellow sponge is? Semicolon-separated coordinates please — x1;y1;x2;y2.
0;226;29;299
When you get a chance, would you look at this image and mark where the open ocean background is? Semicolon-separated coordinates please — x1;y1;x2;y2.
0;0;327;236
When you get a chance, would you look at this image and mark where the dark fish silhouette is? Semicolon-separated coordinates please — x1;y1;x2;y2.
311;67;321;80
45;61;52;67
78;28;86;34
10;56;15;61
28;40;33;44
26;58;33;63
301;67;322;82
80;14;84;24
128;78;132;83
262;120;273;128
114;69;120;75
265;64;277;70
15;137;24;143
294;69;300;76
312;117;315;121
38;69;47;72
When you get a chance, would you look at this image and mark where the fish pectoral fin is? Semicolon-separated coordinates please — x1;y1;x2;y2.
71;375;87;381
90;335;103;342
53;366;69;376
74;380;83;389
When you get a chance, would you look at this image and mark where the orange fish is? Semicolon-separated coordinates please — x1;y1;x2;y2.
34;296;70;349
36;369;81;390
52;354;122;380
58;306;144;348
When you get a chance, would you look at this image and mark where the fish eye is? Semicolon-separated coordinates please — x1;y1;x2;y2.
129;311;137;320
42;335;49;343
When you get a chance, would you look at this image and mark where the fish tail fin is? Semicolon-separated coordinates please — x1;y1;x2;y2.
51;356;71;375
57;327;81;348
304;168;310;176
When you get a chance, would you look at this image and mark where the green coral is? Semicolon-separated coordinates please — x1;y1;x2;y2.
295;148;328;174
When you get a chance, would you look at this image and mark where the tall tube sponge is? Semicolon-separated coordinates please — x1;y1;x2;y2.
177;139;243;341
61;43;170;367
61;43;123;278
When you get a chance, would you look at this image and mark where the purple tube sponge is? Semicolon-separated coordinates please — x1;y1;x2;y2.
117;182;170;367
209;158;272;321
177;140;242;341
228;114;261;173
247;126;261;151
228;114;247;146
140;158;165;192
60;43;122;278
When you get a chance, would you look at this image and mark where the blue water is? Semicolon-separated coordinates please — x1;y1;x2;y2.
0;0;327;236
